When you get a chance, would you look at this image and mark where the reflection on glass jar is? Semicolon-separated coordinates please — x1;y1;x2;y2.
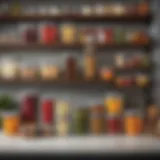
3;112;20;136
105;93;124;115
124;110;144;136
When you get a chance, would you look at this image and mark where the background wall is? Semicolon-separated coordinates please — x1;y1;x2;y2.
0;0;159;108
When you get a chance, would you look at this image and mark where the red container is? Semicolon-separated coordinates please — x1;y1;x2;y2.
41;24;58;44
42;99;53;124
21;94;38;123
105;28;114;44
107;115;122;134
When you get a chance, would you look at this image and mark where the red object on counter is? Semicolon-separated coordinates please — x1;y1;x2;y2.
41;25;58;44
105;28;114;44
107;115;122;134
21;94;38;123
42;99;54;124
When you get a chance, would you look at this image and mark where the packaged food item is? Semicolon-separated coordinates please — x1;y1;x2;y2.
115;53;125;68
114;28;126;44
1;58;18;80
20;62;38;81
106;114;122;134
60;23;77;44
94;4;105;15
115;75;134;87
83;43;96;80
55;100;70;136
10;1;22;16
135;73;149;87
72;107;89;135
49;6;60;15
40;59;60;80
2;112;20;136
104;4;114;15
105;28;114;44
112;4;126;16
97;28;105;44
81;5;93;16
138;1;149;16
39;23;58;45
23;24;38;44
124;109;144;136
100;66;114;82
65;54;78;81
90;103;104;135
104;92;124;115
20;91;39;124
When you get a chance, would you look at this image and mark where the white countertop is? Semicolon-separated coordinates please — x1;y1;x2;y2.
0;133;160;154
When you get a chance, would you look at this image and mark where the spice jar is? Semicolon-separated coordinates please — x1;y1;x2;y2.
1;58;18;80
115;75;134;87
2;111;20;136
10;1;21;16
97;28;105;44
20;91;39;124
135;73;149;87
60;23;77;44
100;66;114;82
39;23;58;45
65;54;78;81
104;92;124;115
112;4;126;16
114;28;126;44
55;100;70;136
40;59;60;81
20;62;38;81
106;114;122;134
72;107;89;135
124;110;144;136
115;53;126;69
83;43;96;80
90;103;104;135
49;6;60;16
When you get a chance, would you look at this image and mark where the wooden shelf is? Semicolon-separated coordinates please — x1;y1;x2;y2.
0;14;152;23
0;43;151;50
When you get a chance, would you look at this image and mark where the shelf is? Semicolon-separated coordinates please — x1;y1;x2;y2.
0;133;159;154
0;14;152;23
0;43;151;51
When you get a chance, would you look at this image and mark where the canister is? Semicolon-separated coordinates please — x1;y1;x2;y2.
72;107;89;135
90;104;104;135
104;92;124;115
124;110;144;136
106;114;122;134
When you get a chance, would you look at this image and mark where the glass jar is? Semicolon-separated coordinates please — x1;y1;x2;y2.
81;5;93;16
115;53;125;68
104;92;124;115
60;23;77;44
72;107;89;135
41;97;53;125
65;54;78;81
48;6;60;16
105;28;114;44
20;62;38;81
97;28;105;44
2;112;20;136
55;100;70;136
114;28;126;44
138;0;149;16
10;1;22;16
100;66;114;82
90;103;104;135
124;110;144;136
106;114;122;134
39;23;58;45
94;4;105;15
135;73;149;87
23;24;38;44
1;58;18;80
112;3;126;16
83;43;96;80
20;91;39;124
40;59;60;81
